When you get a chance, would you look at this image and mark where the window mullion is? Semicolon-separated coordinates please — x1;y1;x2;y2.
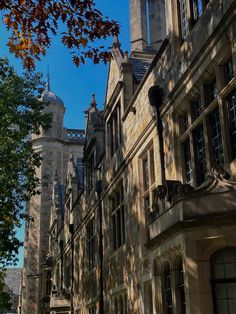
189;132;197;186
203;117;211;171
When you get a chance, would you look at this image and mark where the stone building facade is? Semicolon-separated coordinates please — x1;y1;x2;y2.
21;0;236;313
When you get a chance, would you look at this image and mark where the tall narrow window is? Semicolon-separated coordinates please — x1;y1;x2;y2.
193;124;207;186
142;146;156;214
183;139;193;185
163;263;173;314
211;248;236;314
224;57;234;85
209;108;224;166
191;97;203;121
177;259;186;314
227;90;236;160
178;0;189;39
86;218;95;269
109;103;121;157
111;184;125;250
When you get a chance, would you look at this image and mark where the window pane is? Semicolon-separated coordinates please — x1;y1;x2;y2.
183;139;193;185
143;156;149;191
209;108;224;167
178;0;189;39
224;58;234;84
193;124;207;185
227;91;236;159
191;97;203;121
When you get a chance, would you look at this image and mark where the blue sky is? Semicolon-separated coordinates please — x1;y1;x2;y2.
1;0;130;267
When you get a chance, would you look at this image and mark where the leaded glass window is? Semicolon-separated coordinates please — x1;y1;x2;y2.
211;248;236;314
177;260;186;314
164;263;173;314
183;139;193;185
209;108;224;166
178;0;189;39
227;90;236;160
191;97;203;121
224;58;234;84
111;184;125;250
193;124;207;186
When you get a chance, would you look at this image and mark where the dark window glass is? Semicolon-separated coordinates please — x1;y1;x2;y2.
205;79;218;106
224;58;234;84
178;0;189;39
193;124;207;186
211;248;236;314
177;261;186;314
181;112;189;132
164;264;173;314
209;108;224;166
191;97;203;121
228;91;236;160
183;139;193;185
112;185;125;250
143;156;149;191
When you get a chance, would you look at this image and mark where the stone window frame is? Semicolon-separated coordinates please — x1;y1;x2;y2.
177;51;236;186
107;100;122;158
86;217;96;270
211;247;236;314
140;142;157;215
176;0;210;42
110;182;125;251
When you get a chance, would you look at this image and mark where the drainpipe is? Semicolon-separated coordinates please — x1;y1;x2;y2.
148;85;165;185
96;180;104;314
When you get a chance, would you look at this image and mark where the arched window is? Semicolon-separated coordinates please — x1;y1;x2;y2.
211;247;236;314
163;263;173;314
176;258;186;314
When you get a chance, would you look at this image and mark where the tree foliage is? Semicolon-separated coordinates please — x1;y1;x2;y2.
0;0;119;69
0;57;51;269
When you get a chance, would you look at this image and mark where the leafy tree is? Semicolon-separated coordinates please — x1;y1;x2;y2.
0;0;119;69
0;57;51;271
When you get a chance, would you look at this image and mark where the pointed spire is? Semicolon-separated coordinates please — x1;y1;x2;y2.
90;94;97;108
46;65;50;91
112;35;121;49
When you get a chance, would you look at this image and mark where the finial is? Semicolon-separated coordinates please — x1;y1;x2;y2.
90;94;97;108
113;35;121;49
46;65;50;91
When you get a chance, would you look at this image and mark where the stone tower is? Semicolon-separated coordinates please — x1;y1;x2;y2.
21;81;85;314
130;0;167;52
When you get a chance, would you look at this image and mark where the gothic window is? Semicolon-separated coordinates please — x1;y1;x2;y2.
141;145;157;214
211;248;236;314
227;90;236;160
86;218;95;269
108;103;121;157
176;259;186;314
178;0;189;39
163;263;173;314
111;184;125;250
